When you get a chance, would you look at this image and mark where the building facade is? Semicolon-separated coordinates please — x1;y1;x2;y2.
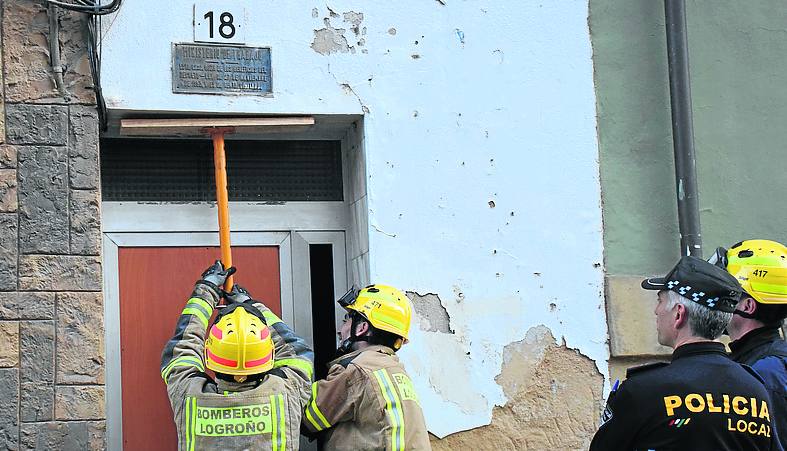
0;0;784;450
590;0;787;381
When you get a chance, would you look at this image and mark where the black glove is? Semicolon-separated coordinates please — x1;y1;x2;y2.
225;284;253;304
199;260;236;292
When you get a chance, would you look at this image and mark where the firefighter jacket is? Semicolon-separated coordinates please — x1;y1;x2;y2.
160;282;314;451
590;342;783;451
302;345;431;451
730;325;787;450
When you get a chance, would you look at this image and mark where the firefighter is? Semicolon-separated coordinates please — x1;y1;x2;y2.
160;261;314;450
710;239;787;448
302;284;431;450
590;256;782;451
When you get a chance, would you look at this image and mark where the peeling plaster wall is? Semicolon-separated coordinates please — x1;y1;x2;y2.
430;326;603;449
100;0;608;439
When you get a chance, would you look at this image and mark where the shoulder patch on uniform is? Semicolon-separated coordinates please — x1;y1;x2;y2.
336;354;358;368
740;363;766;385
625;361;668;378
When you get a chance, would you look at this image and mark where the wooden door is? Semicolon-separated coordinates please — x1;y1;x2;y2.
118;246;281;451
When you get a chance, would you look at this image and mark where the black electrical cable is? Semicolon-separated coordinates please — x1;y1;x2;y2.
86;9;108;130
45;0;119;130
43;0;121;15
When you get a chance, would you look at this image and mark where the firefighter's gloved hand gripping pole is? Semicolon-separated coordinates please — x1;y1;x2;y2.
207;126;236;301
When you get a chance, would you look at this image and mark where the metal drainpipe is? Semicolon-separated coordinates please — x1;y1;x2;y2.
48;3;68;99
664;0;702;258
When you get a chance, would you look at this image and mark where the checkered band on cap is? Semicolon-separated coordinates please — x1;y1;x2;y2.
667;279;732;311
641;256;743;313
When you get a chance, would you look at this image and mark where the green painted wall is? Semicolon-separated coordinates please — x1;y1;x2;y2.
590;0;787;276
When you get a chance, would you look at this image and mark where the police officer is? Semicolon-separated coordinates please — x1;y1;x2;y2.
160;261;314;450
710;239;787;448
590;256;782;451
301;284;431;450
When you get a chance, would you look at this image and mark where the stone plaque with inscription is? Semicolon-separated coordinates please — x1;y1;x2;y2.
172;43;271;95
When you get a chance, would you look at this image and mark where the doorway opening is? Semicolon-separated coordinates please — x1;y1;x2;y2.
101;116;369;450
309;243;337;380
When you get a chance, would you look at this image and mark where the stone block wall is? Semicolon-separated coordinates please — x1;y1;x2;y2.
0;1;105;449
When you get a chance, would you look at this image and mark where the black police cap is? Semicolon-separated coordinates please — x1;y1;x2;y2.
641;256;742;312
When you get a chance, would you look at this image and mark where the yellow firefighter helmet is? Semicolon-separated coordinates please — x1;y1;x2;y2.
338;284;413;349
724;239;787;305
205;304;275;375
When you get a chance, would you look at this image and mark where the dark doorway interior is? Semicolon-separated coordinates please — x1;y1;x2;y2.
309;244;337;381
308;243;337;451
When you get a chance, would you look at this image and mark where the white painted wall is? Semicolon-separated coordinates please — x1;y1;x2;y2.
101;0;607;438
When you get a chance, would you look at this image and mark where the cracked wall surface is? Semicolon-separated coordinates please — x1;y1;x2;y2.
408;292;452;334
101;0;608;441
430;326;604;450
309;9;367;56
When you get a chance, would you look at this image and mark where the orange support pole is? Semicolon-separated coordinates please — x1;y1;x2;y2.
209;128;235;292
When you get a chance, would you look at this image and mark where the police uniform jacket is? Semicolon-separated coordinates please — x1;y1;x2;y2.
302;345;432;450
160;282;314;451
730;325;787;450
590;341;783;451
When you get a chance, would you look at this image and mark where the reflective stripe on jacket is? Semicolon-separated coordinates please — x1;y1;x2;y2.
303;345;431;451
161;283;314;451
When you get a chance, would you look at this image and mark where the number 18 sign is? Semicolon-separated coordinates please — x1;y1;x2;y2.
194;3;247;44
